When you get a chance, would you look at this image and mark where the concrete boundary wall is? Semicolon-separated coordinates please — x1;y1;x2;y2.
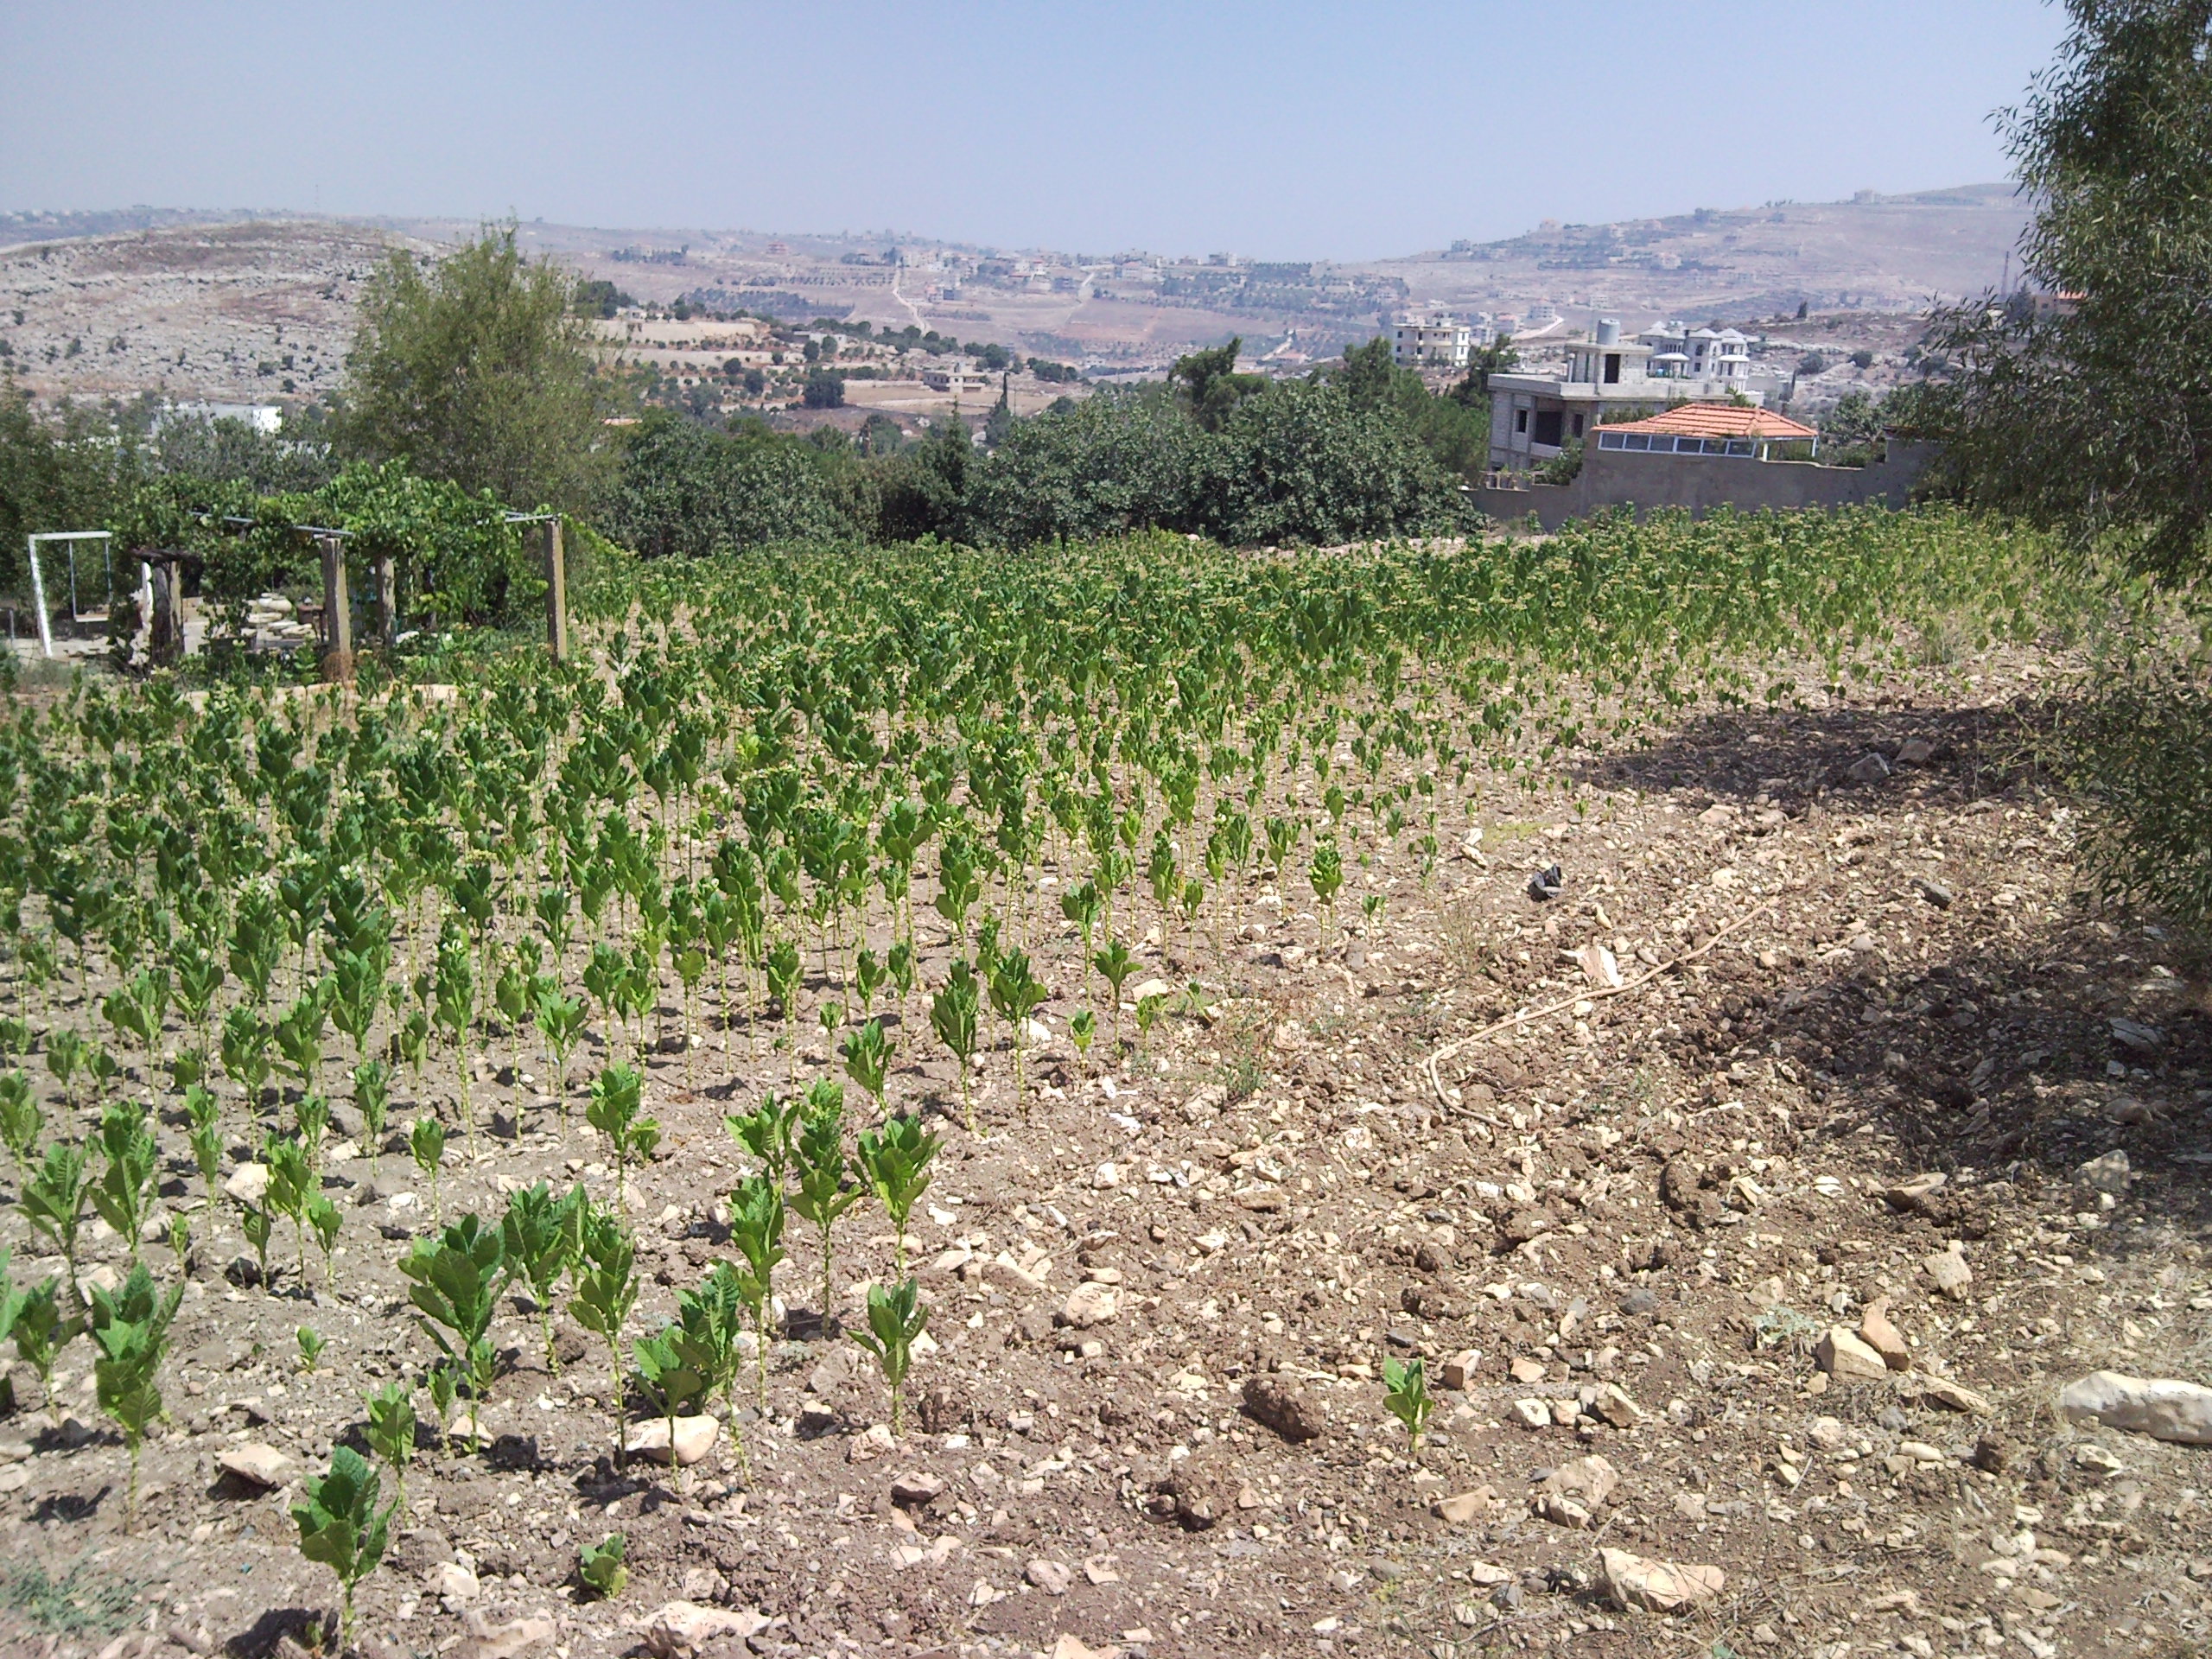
1477;442;1934;530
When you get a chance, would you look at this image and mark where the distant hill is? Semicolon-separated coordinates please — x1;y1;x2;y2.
0;184;2031;405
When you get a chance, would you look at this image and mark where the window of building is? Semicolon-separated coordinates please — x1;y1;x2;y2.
1571;413;1585;437
1515;408;1529;435
1531;410;1564;448
1603;353;1621;384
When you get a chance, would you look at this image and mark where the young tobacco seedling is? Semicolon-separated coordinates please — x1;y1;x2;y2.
91;1103;159;1266
501;1181;581;1372
789;1094;860;1330
265;1134;315;1291
410;1116;447;1226
568;1201;639;1465
534;988;587;1111
849;1276;929;1437
399;1215;507;1446
363;1379;417;1515
242;1204;275;1294
292;1443;394;1652
1070;1010;1096;1071
587;1063;658;1213
631;1325;709;1491
0;1070;41;1174
1382;1355;1434;1453
10;1276;77;1424
722;1090;795;1181
839;1018;891;1113
577;1532;627;1599
857;1115;938;1278
21;1141;89;1306
1091;938;1136;1048
88;1260;183;1531
929;958;980;1133
297;1325;326;1373
184;1084;222;1211
308;1193;342;1287
985;949;1048;1111
673;1264;751;1476
727;1175;785;1408
353;1059;391;1167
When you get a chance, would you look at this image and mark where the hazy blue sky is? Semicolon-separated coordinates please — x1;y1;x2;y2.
3;1;2064;260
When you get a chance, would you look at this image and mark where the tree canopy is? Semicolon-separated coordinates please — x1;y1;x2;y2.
1926;0;2212;577
337;225;611;517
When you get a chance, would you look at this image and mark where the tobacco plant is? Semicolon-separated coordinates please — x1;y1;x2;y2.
87;1260;183;1530
849;1276;928;1437
857;1114;938;1278
399;1214;507;1446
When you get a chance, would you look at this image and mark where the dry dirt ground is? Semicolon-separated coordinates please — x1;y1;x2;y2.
1;648;2209;1659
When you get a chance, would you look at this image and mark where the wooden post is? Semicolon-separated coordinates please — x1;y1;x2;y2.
543;518;569;663
319;534;353;683
149;557;181;667
374;552;398;650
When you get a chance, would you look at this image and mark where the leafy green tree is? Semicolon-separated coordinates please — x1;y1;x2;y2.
1925;1;2212;574
1173;339;1266;431
338;223;610;513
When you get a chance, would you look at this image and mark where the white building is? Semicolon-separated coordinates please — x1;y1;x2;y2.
921;359;993;397
1487;316;1768;471
1390;313;1472;369
158;401;283;434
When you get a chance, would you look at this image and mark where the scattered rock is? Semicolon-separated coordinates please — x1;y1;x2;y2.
1591;1384;1643;1427
2075;1150;2131;1196
639;1603;769;1659
1511;1399;1551;1428
847;1423;897;1463
1816;1327;1889;1381
890;1470;944;1508
1916;1377;1993;1414
1912;876;1955;909
2058;1371;2212;1445
1527;864;1563;902
1883;1172;1947;1212
1598;1547;1726;1613
216;1443;294;1491
1058;1282;1120;1330
1923;1248;1973;1300
224;1163;270;1206
1807;1416;1847;1452
2109;1017;2164;1056
460;1611;556;1659
1532;1455;1617;1528
623;1414;719;1467
1896;737;1935;766
430;1560;480;1605
1859;1299;1911;1370
1026;1559;1074;1595
1432;1489;1493;1524
1241;1375;1325;1443
1440;1349;1481;1390
1847;752;1892;785
1509;1356;1547;1385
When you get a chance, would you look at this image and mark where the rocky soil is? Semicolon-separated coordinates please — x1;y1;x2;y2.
1;649;2209;1659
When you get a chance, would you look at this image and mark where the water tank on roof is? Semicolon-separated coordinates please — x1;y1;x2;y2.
1595;317;1620;345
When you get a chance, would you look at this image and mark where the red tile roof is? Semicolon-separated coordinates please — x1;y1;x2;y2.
1603;403;1817;442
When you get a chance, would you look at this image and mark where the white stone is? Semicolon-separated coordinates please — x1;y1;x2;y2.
224;1162;270;1206
624;1414;720;1467
2076;1150;2131;1196
1816;1326;1889;1381
2058;1371;2212;1445
1599;1547;1726;1612
460;1611;556;1659
1058;1282;1119;1330
429;1560;480;1604
639;1602;768;1658
1026;1558;1075;1595
216;1443;293;1490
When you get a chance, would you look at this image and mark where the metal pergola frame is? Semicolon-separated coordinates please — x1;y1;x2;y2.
24;531;117;659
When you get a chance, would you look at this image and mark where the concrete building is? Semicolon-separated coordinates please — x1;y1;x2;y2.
1390;313;1472;369
1486;316;1772;471
920;359;993;397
